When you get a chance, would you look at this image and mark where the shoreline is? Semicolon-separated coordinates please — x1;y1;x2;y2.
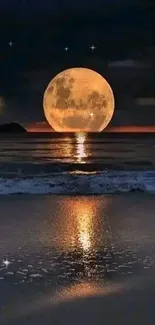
0;170;154;194
0;163;155;179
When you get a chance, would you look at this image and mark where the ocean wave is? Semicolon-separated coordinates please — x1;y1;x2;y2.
0;170;155;194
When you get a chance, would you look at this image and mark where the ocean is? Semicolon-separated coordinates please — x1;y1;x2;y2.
1;132;155;324
0;132;155;194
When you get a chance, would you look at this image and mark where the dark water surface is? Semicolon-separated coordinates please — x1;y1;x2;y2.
0;132;155;174
0;132;155;194
1;194;155;324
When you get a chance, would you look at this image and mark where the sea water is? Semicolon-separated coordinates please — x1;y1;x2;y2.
0;132;155;194
1;132;155;324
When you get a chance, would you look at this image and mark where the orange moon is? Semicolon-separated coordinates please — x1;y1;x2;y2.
43;67;115;132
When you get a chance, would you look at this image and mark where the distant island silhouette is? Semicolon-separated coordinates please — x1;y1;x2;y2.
0;123;27;133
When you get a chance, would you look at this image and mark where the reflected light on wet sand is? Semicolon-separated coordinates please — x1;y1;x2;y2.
40;196;111;253
5;280;126;321
73;200;94;251
64;198;102;253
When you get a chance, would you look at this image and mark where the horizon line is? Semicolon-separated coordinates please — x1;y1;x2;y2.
24;124;155;133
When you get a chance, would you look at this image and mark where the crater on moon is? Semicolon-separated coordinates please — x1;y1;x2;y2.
43;67;115;132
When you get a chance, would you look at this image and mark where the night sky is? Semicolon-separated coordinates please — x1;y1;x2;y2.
0;0;155;130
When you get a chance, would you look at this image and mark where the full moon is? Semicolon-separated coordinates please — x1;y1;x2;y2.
43;67;115;132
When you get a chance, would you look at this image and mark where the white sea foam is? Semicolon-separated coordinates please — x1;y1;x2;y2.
0;170;155;194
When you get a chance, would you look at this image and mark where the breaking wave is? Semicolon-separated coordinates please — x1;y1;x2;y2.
0;170;155;194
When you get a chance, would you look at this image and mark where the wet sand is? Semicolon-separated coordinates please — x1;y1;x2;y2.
1;276;155;325
1;194;155;324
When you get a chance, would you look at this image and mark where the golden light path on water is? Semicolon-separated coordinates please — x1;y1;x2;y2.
32;132;88;164
75;133;87;163
60;133;87;164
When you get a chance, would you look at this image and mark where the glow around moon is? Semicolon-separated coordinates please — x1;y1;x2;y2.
43;67;115;132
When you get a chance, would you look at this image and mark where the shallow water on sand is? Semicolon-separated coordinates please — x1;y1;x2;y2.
1;194;155;324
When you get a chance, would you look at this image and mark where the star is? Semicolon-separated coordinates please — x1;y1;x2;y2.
2;258;11;268
64;46;69;52
90;112;94;117
90;44;97;51
8;41;13;47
